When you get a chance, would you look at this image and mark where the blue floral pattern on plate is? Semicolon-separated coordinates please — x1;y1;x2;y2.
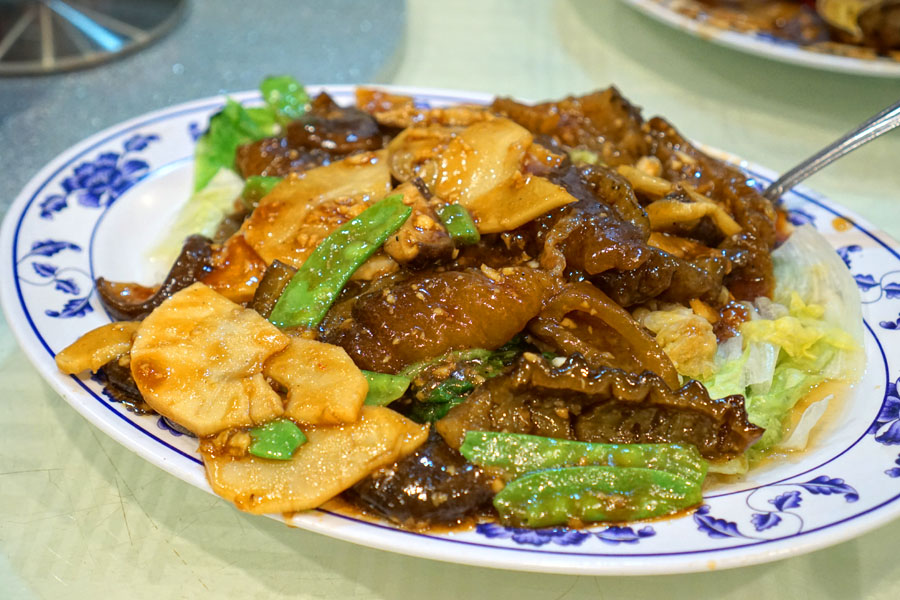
15;239;92;318
476;523;656;547
19;134;158;318
842;244;900;321
39;133;157;219
869;377;900;445
694;476;859;540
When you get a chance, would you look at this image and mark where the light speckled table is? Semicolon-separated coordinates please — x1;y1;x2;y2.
2;1;900;598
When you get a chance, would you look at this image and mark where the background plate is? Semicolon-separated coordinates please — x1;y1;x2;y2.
2;86;900;575
621;0;900;77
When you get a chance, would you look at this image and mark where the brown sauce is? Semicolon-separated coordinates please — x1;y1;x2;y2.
764;379;853;462
707;379;853;487
308;496;493;534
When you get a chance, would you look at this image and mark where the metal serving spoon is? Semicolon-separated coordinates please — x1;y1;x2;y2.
762;99;900;202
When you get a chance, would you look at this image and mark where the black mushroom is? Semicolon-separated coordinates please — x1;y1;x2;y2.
540;164;652;277
96;235;213;321
97;359;151;414
235;92;389;178
436;354;764;462
344;430;497;527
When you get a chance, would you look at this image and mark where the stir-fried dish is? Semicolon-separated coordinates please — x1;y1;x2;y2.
671;0;900;59
55;78;864;529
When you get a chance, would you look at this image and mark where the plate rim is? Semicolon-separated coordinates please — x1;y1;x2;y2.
620;0;900;77
2;85;899;575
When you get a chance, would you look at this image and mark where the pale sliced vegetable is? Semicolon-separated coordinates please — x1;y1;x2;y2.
462;174;577;234
645;194;741;236
241;150;392;267
616;165;673;196
689;298;719;323
356;87;416;115
430;118;578;232
646;231;716;259
681;185;742;236
386;125;457;186
264;337;369;426
130;283;290;437
432;118;532;204
200;406;429;514
55;321;140;374
635;155;663;177
389;118;575;234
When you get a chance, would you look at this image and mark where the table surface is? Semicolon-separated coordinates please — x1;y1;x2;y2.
2;1;900;598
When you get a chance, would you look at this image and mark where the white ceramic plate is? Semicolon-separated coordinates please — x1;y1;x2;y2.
622;0;900;77
2;86;900;575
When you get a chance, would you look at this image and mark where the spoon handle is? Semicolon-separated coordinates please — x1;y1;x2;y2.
763;99;900;202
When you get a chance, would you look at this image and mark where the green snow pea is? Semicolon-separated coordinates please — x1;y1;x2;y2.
268;194;411;329
437;203;480;245
248;419;307;461
493;466;702;528
460;432;707;485
363;371;412;406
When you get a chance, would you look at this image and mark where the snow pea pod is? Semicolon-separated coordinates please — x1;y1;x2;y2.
493;466;701;528
268;194;411;329
248;419;307;461
363;371;411;406
399;348;493;380
437;203;480;245
460;432;707;485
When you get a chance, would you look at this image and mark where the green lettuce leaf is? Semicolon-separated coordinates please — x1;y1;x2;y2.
261;75;310;124
193;99;277;192
701;225;865;463
193;76;308;192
